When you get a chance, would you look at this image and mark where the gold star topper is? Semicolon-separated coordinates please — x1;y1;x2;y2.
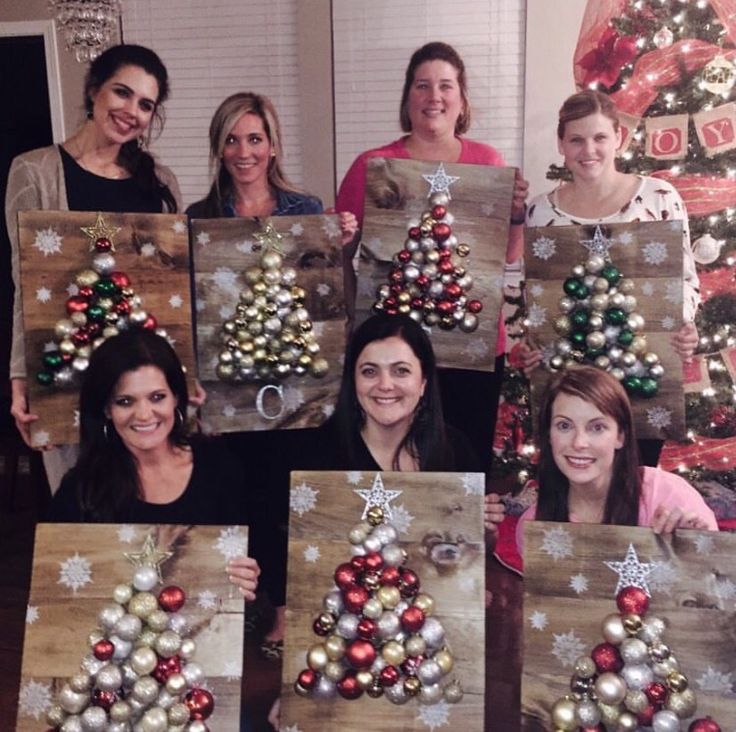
253;219;283;252
124;534;173;583
81;212;121;252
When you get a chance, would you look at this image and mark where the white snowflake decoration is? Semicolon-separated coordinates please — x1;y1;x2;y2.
169;294;183;309
196;299;206;313
481;202;496;216
643;241;668;265
35;286;51;303
303;545;321;563
280;725;302;732
647;406;673;430
291;481;319;517
33;227;63;256
117;524;138;543
416;699;451;730
17;678;52;719
605;543;656;596
616;231;634;246
664;280;683;305
222;403;237;418
58;554;92;593
218;304;235;320
26;605;39;624
43;341;56;352
458;574;478;594
316;282;331;297
716;577;736;604
389;504;415;535
290;222;304;236
529;283;545;297
649;561;678;595
540;526;574;560
140;242;156;257
526;303;548;329
529;610;548;630
322;217;341;239
661;315;676;331
197;590;218;610
321;403;335;418
462;338;490;361
172;220;187;234
346;471;363;485
235;239;253;253
696;666;733;694
551;630;586;668
461;473;484;497
73;410;80;428
212;266;240;295
32;430;50;448
213;526;248;562
569;573;589;594
641;281;655;296
357;275;377;298
66;282;79;296
694;534;715;555
196;231;211;247
283;386;305;413
532;236;557;260
222;660;241;681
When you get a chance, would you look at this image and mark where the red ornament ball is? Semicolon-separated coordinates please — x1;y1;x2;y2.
438;258;455;274
93;639;115;661
66;295;90;314
389;284;403;295
72;330;91;347
399;568;420;597
115;299;132;315
445;283;462;300
334;563;358;590
184;688;215;720
95;237;112;252
337;671;363;700
689;718;722;732
380;566;400;586
110;271;130;288
645;681;667;706
637;705;655;727
468;299;483;314
159;585;186;612
408;226;421;240
401;654;424;676
436;300;454;315
389;269;404;284
416;275;430;290
297;668;317;690
438;248;452;259
617;586;649;616
364;551;384;572
312;617;330;636
345;639;376;669
92;689;117;710
410;297;424;309
343;585;369;613
142;315;158;330
432;223;451;242
78;286;95;299
432;204;447;219
379;665;400;687
400;605;426;633
350;556;367;572
357;618;377;640
398;250;412;263
591;642;623;673
152;654;181;683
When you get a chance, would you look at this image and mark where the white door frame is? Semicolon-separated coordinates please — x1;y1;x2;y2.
0;19;65;142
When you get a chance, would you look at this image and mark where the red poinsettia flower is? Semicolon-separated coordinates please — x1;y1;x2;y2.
578;27;640;90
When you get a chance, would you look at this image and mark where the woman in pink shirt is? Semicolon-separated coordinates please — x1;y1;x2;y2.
516;366;717;553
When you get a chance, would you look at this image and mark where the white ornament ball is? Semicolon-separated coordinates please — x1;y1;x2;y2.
113;584;133;605
140;707;168;732
95;664;123;692
594;671;627;704
692;233;724;264
133;565;159;592
621;662;655;690
652;709;681;732
133;675;159;704
98;603;125;630
621;637;648;665
114;614;143;642
419;682;443;704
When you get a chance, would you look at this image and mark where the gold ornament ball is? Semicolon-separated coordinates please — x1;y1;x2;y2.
130;646;158;675
110;700;133;723
433;648;454;674
598;702;624;726
294;681;310;697
595;672;627;705
550;698;577;731
311;357;329;378
666;671;688;693
456;243;471;257
307;643;329;670
666;688;697;718
166;672;187;696
155;629;181;658
325;634;346;661
622;613;642;635
69;671;92;693
367;505;384;526
324;660;346;682
616;712;638;731
405;634;427;657
404;676;421;696
443;680;464;703
317;612;336;633
180;638;196;659
137;629;158;648
356;670;374;689
129;592;159;619
553;315;571;336
573;655;596;679
46;705;66;726
367;681;384;698
167;703;190;726
76;269;100;287
362;597;384;619
624;689;649;714
382;640;407;666
377;585;401;609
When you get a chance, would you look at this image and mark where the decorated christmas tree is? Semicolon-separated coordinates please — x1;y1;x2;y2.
215;220;329;382
293;474;464;706
36;214;161;388
43;535;215;731
373;163;483;332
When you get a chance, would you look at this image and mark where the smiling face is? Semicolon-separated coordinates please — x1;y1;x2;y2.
406;59;465;138
550;391;624;495
557;112;621;183
107;365;176;456
221;112;273;190
355;336;427;435
90;64;159;145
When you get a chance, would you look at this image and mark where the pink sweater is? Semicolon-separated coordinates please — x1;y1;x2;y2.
516;466;718;553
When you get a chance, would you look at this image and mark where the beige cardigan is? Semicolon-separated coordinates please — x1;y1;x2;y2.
6;145;182;379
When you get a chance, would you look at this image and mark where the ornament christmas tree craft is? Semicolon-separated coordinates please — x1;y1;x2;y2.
372;163;483;333
214;219;329;383
549;226;665;399
35;214;164;389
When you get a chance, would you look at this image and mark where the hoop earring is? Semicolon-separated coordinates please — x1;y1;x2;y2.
103;420;111;442
137;136;145;150
174;408;184;428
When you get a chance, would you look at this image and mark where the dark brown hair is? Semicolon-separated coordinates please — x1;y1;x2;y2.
557;89;620;139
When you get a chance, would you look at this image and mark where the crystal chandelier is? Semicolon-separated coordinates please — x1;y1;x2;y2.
49;0;122;63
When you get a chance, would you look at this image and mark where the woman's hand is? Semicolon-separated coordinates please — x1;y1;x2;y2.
484;493;505;535
267;698;281;730
338;210;359;247
518;340;544;378
189;379;207;408
672;321;698;361
10;378;42;449
227;556;260;601
652;505;712;534
510;169;530;224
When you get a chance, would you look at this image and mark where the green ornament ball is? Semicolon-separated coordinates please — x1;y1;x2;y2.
94;278;118;297
563;277;583;298
42;352;63;370
623;375;642;394
37;371;54;386
600;264;621;285
639;377;659;398
570;331;587;347
617;329;634;346
571;310;589;329
605;308;627;326
87;304;106;322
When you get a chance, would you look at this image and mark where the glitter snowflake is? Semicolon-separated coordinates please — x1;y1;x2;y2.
531;236;556;260
32;430;50;448
58;553;92;593
316;283;331;296
17;678;52;719
662;280;682;305
390;504;415;534
26;605;39;624
196;231;211;247
481;202;496;216
223;660;241;681
140;242;156;257
346;471;363;485
529;610;548;630
33;227;63;256
693;534;715;555
616;231;634;245
222;404;237;418
73;410;80;428
696;666;733;694
641;281;655;296
716;577;736;603
647;406;672;430
540;526;573;560
529;283;545;297
196;299;206;313
416;699;451;730
649;561;678;595
322;217;341;239
303;545;321;563
117;524;138;543
281;725;302;732
661;315;676;331
322;403;335;418
213;526;248;561
461;473;484;496
526;303;548;328
169;294;183;308
312;321;325;337
291;482;319;517
212;267;240;295
458;574;478;594
551;630;586;667
643;241;668;265
163;333;176;348
290;222;304;236
283;386;305;413
35;286;51;303
172;220;187;234
357;276;377;298
218;304;235;320
66;282;79;296
463;338;490;361
569;574;589;594
197;590;218;610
